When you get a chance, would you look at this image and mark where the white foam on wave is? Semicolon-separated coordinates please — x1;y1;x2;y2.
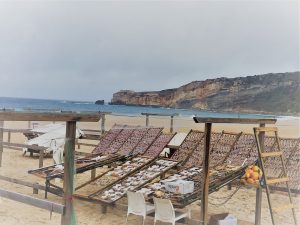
277;115;300;121
73;102;93;105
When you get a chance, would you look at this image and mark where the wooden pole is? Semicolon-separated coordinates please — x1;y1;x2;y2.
76;139;80;149
39;149;44;168
33;182;39;194
8;131;11;143
200;122;212;225
0;121;3;167
91;169;96;180
101;204;107;214
255;187;262;225
95;113;106;179
146;115;149;127
61;121;76;225
170;116;174;133
255;123;265;225
101;114;106;135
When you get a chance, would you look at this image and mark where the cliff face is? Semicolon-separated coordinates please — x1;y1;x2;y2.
111;72;300;114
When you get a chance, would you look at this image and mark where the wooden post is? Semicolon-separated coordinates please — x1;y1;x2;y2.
170;116;174;133
76;139;80;149
8;131;11;143
255;187;262;225
61;121;76;225
255;123;265;225
33;182;39;194
0;121;3;167
39;149;44;168
101;204;107;214
101;114;106;135
146;115;149;127
28;121;31;129
227;183;232;190
200;123;212;225
91;169;96;180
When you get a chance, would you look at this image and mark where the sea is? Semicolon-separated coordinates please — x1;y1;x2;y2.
0;96;297;120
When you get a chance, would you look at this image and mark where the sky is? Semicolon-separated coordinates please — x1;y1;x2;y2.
0;0;299;102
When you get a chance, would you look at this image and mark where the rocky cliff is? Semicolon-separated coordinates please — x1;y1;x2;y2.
111;72;300;115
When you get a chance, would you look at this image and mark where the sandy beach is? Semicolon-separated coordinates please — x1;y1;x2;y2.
0;115;299;225
1;0;299;224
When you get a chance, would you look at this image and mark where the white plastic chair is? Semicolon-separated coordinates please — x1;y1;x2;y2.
153;197;191;225
125;191;155;225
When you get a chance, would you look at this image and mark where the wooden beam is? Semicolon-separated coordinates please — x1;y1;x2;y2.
0;111;101;122
75;151;91;157
200;122;212;225
0;141;47;151
81;129;101;133
193;117;276;124
254;127;278;132
81;133;102;140
141;112;179;117
0;175;40;188
2;128;31;133
75;168;114;191
0;175;50;192
0;121;3;167
0;188;65;214
3;146;23;151
261;151;283;157
76;142;98;148
61;121;76;225
266;177;289;185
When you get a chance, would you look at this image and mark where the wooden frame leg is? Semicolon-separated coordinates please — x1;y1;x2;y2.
255;186;262;225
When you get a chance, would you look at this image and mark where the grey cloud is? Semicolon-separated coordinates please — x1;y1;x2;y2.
0;0;299;101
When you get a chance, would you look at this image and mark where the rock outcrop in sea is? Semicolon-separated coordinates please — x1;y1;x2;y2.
111;72;300;115
95;100;104;105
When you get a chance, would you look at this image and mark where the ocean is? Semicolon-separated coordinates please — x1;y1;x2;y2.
0;96;292;120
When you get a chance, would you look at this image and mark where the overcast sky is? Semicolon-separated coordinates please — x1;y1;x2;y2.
0;0;299;101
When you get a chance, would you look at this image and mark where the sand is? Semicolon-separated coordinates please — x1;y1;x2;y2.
0;115;299;225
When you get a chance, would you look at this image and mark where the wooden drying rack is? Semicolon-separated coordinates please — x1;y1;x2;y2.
193;117;277;225
0;111;101;225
